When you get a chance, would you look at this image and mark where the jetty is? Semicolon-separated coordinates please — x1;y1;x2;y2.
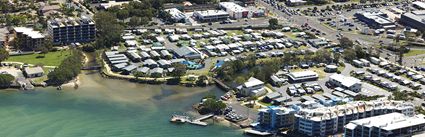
170;114;214;126
244;129;272;136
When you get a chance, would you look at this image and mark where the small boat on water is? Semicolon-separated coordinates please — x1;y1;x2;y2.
170;115;190;123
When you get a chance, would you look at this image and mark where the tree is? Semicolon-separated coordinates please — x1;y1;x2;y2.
0;74;14;88
343;48;357;60
128;16;141;28
203;98;226;114
268;18;279;29
196;75;208;86
116;10;129;20
0;48;8;63
339;37;354;48
94;12;124;48
170;63;187;77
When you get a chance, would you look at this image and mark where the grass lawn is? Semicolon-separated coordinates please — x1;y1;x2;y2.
404;49;425;57
226;30;244;36
6;51;72;66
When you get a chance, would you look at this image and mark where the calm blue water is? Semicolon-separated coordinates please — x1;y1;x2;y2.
0;73;244;137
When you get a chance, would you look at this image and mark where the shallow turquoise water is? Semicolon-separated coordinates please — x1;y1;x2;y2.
0;73;244;137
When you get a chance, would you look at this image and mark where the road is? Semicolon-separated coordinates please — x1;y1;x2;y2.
258;0;394;43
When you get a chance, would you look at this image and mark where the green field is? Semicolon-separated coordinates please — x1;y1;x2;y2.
6;51;72;66
404;49;425;57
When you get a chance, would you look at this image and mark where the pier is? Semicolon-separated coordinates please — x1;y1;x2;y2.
170;114;214;126
213;78;232;92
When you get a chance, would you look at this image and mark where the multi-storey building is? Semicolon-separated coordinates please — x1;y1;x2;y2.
294;100;414;136
345;112;425;137
256;100;415;136
47;16;96;45
258;106;296;130
13;27;45;51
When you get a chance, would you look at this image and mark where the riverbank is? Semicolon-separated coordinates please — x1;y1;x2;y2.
0;72;244;137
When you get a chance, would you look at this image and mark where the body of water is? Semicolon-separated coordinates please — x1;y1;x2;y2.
0;71;244;137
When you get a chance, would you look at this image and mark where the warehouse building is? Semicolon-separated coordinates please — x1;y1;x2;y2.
400;10;425;31
354;11;395;29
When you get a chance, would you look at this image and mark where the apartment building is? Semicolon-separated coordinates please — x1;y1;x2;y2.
13;27;45;51
345;113;425;137
47;16;96;45
258;106;296;130
294;100;414;136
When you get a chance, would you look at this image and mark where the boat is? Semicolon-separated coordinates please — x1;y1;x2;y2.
170;115;189;123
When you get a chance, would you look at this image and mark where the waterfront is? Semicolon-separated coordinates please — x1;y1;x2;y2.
0;71;244;137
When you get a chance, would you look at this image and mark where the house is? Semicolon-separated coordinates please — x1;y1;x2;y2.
24;67;44;78
150;67;164;77
174;46;203;59
307;39;328;48
157;59;171;68
238;77;266;97
263;92;282;103
136;67;150;75
325;65;338;73
144;59;158;68
122;64;138;75
329;74;362;92
270;75;286;86
287;71;319;83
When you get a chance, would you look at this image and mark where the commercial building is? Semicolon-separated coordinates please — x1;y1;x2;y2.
258;106;296;130
344;113;425;137
295;100;415;136
219;2;252;19
174;46;203;59
13;27;45;51
164;8;187;23
286;71;319;83
238;77;266;97
328;74;362;92
354;11;395;29
193;10;229;22
400;10;425;31
47;16;96;45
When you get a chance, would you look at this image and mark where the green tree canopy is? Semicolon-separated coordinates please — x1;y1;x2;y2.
94;12;124;48
0;48;9;62
170;63;187;77
0;74;14;88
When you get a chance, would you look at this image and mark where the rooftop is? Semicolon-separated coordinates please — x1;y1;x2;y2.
330;74;361;88
295;100;414;122
346;113;425;131
244;77;264;88
219;2;248;12
24;67;44;75
13;27;44;39
194;10;229;17
288;71;318;79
